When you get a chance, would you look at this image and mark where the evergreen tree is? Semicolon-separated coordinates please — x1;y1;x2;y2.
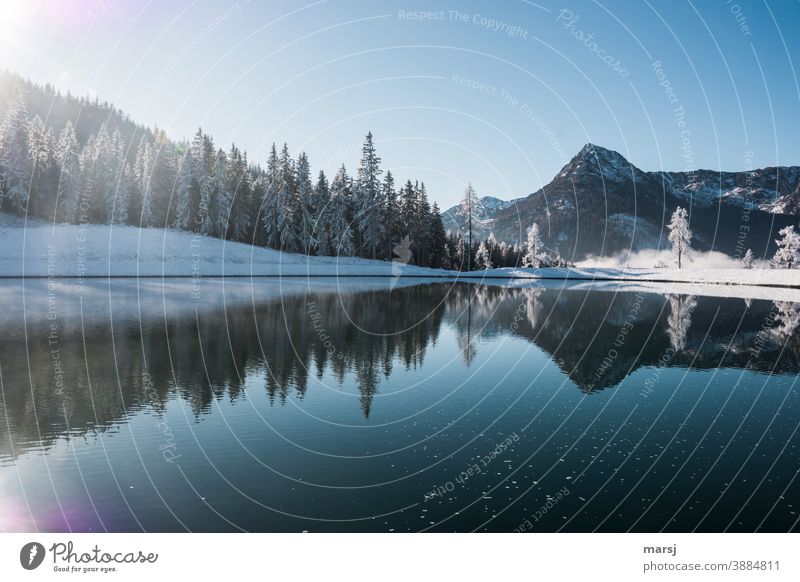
328;164;354;256
174;148;193;229
523;223;543;267
398;179;416;249
667;206;692;269
772;225;800;269
313;170;332;255
55;121;81;223
212;148;232;238
27;115;55;217
296;151;316;254
354;131;384;258
275;143;298;251
475;240;492;269
458;183;483;270
383;170;398;260
429;202;447;268
227;144;251;242
133;135;153;227
414;181;432;265
741;248;755;269
262;143;280;248
454;234;467;270
0;87;31;214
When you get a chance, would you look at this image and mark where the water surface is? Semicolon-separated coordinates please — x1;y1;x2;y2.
0;278;798;532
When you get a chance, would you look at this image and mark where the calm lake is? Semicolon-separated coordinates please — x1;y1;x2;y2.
0;277;798;532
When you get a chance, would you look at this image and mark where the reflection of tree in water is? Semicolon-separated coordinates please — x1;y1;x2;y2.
771;301;800;341
667;294;698;352
3;283;800;460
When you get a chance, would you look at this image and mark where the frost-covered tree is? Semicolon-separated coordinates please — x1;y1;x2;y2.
227;144;251;242
383;170;398;260
296;151;316;254
771;301;800;340
771;225;800;269
174;149;193;229
103;128;128;224
212;149;232;238
0;88;31;214
667;294;697;352
475;240;492;269
194;130;214;235
442;243;452;270
523;222;543;267
328;165;354;256
133;136;154;227
741;248;755;269
27;115;55;216
261;144;280;247
429;202;447;268
457;182;483;270
454;234;467;270
55;121;81;223
398;179;416;243
275;143;298;251
312;170;332;255
667;206;692;269
113;161;132;225
354;131;384;258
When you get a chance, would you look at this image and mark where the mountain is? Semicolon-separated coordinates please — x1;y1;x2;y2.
440;195;517;240
444;144;800;260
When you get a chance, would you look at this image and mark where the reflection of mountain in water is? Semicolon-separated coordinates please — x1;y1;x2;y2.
1;280;799;460
457;286;800;392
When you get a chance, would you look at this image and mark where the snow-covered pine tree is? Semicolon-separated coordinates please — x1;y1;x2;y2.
212;148;232;238
114;161;132;225
523;222;543;267
296;152;316;255
174;148;193;229
55;121;81;223
429;202;447;268
475;240;492;269
227;144;251;242
398;179;416;245
328;164;354;256
133;135;154;227
354;131;385;259
457;183;483;271
741;248;755;269
262;143;280;248
104;128;128;224
667;206;692;269
771;225;800;269
195;130;214;235
382;170;397;260
27;115;55;217
442;243;452;270
454;234;466;270
275;143;298;251
414;181;432;266
0;87;32;214
149;129;178;227
312;170;332;255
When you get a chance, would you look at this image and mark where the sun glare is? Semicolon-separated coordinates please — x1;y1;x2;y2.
0;1;35;57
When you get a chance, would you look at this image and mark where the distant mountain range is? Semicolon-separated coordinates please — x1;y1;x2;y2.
443;144;800;260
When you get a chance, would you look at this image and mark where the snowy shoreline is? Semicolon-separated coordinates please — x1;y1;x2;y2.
2;214;800;290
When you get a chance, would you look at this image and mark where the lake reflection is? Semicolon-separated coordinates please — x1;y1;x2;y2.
0;278;798;532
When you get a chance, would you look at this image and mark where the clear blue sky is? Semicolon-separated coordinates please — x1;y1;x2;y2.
2;0;798;208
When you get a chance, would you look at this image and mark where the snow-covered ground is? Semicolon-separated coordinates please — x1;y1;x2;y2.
1;213;799;291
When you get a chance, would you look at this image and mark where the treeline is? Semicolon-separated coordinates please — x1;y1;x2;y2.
0;73;570;270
